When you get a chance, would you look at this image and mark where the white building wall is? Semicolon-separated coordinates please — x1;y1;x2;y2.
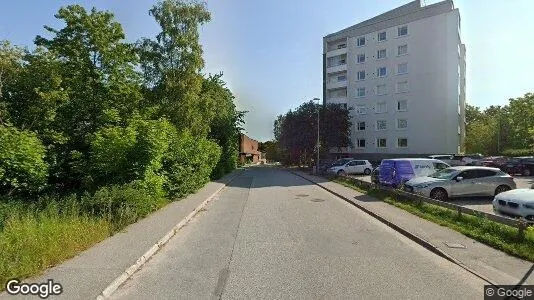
325;2;463;156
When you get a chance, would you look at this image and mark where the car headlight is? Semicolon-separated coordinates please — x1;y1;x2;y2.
523;204;534;209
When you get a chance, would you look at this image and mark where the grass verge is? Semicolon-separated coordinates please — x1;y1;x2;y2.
0;201;110;289
332;176;534;262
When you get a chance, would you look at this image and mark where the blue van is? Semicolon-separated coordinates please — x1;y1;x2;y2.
378;158;449;187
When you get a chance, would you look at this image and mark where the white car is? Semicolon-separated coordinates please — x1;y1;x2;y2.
404;166;516;201
493;186;534;222
328;159;373;176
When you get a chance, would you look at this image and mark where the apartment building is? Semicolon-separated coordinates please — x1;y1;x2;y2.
323;0;466;160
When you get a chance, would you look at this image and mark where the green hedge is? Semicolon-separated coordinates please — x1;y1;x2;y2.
502;148;534;157
163;130;221;198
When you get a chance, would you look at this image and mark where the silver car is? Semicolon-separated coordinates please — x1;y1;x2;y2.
404;166;516;201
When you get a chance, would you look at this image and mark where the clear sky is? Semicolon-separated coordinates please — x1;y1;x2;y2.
1;0;533;142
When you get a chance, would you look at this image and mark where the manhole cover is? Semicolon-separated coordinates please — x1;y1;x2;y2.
310;198;325;202
296;194;309;197
443;242;467;249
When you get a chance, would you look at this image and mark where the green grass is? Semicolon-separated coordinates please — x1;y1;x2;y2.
332;177;534;262
0;201;110;289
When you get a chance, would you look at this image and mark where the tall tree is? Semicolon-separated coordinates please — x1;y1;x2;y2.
137;0;212;136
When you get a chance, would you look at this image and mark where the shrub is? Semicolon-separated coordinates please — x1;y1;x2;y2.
80;183;168;231
163;131;221;198
0;126;48;195
502;148;534;157
89;118;175;196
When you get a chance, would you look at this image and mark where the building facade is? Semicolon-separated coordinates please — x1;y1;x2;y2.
323;0;466;160
239;134;261;163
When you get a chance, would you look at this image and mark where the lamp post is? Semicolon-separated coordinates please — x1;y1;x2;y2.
313;97;321;174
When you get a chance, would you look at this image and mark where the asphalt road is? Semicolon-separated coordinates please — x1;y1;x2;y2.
111;167;484;299
351;174;534;215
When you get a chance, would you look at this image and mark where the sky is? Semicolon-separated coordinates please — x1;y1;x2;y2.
1;0;533;142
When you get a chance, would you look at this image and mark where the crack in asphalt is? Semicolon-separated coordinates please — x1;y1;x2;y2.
214;176;253;300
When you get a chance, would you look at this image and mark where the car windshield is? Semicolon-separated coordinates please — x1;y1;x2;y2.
428;168;457;179
332;159;350;166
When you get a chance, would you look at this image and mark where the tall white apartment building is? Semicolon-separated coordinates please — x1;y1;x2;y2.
323;0;466;160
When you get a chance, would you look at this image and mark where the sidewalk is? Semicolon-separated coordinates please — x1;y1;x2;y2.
0;170;243;300
294;171;534;286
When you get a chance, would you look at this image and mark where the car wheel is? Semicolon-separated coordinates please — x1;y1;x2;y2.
430;188;448;201
494;185;511;196
364;168;371;175
523;168;531;176
337;170;346;176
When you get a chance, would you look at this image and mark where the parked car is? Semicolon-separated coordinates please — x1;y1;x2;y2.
404;166;516;201
480;156;509;168
328;159;373;176
378;158;450;187
493;185;534;221
449;154;484;166
371;167;380;184
427;154;454;165
502;156;534;176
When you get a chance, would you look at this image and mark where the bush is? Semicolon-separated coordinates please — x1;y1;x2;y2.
163;131;221;198
0;126;48;195
89;118;175;196
80;183;168;231
211;140;238;179
502;148;534;157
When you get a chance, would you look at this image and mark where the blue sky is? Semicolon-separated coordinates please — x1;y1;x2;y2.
1;0;533;142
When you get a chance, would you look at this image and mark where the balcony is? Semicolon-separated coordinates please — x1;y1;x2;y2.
326;78;348;89
325;97;348;105
326;46;347;58
326;62;347;74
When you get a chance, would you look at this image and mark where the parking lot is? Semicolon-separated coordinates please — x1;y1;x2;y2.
349;175;534;215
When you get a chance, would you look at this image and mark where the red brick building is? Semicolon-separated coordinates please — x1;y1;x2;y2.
239;134;261;163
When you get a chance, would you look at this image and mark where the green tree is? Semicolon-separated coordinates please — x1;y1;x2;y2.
0;41;25;125
137;0;212;136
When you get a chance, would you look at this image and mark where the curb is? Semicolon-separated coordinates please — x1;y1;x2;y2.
290;170;498;287
96;170;243;299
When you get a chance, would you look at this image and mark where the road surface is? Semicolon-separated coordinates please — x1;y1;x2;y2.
111;167;484;299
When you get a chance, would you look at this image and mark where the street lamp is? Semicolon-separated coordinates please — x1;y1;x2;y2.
313;97;321;174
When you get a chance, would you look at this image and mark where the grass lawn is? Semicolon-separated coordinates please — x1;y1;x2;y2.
332;176;534;262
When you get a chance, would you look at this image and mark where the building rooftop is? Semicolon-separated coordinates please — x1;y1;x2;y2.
324;0;456;43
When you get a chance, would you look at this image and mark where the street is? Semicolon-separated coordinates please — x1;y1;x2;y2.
111;167;484;299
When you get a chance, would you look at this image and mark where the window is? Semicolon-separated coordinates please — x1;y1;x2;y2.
357;121;366;131
376;120;387;130
397;138;408;148
398;44;408;56
337;75;347;81
357;37;366;47
397;62;408;74
357;54;365;63
355;105;366;114
357;87;366;97
377;49;387;59
398;26;408;36
397;100;408;111
376;102;387;113
377;138;387;148
376;84;387;96
377;67;387;77
341;103;347;109
397;119;408;129
378;31;386;41
357;71;366;81
357;139;366;148
396;81;409;93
